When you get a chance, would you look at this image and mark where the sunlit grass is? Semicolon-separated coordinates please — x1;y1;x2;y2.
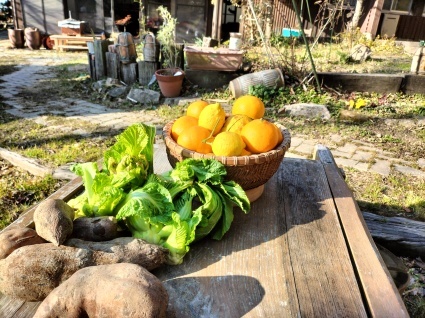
346;170;425;220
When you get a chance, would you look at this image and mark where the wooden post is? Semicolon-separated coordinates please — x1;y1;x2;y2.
175;43;185;70
106;52;120;79
138;61;158;85
88;52;96;80
94;39;111;80
120;63;138;85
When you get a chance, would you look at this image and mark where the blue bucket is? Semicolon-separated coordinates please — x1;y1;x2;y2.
282;28;301;38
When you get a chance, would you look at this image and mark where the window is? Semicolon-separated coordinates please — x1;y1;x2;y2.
383;0;412;12
331;0;357;6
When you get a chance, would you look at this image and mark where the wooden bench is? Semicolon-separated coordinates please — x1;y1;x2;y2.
0;144;409;317
49;34;102;52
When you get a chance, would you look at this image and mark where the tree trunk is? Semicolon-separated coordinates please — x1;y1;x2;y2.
351;0;364;29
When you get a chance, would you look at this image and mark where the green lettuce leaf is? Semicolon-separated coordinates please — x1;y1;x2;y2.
103;123;156;189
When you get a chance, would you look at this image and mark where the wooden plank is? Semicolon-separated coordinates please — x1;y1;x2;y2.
94;40;110;80
138;61;158;85
313;144;409;318
403;74;425;95
106;52;120;79
276;159;367;317
0;147;52;177
88;52;96;80
0;294;27;318
57;45;88;50
5;300;40;318
317;72;404;94
0;295;41;318
363;211;425;258
120;63;138;85
1;177;84;232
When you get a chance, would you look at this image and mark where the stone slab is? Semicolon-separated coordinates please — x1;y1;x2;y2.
402;74;425;95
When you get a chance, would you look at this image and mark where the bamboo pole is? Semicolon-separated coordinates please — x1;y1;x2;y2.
291;0;321;93
111;0;115;33
247;0;274;68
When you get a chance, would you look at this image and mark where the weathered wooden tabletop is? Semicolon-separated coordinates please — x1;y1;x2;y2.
0;144;409;318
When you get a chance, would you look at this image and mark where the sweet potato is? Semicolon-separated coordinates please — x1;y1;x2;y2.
70;216;119;241
0;226;46;259
0;237;168;301
33;199;75;246
33;263;169;318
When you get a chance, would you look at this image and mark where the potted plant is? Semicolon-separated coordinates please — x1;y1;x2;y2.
154;6;185;98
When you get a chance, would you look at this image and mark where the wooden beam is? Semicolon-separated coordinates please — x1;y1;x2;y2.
120;62;138;85
106;52;120;79
314;145;409;318
94;39;111;80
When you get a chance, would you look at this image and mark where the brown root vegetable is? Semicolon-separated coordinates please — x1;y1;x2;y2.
0;226;46;259
33;263;168;318
71;216;119;241
64;237;168;269
0;237;168;301
33;199;75;246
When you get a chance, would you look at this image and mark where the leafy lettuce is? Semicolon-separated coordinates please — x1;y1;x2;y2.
116;158;251;265
68;123;156;217
68;122;251;265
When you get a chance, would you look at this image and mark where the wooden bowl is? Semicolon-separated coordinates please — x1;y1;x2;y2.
162;120;291;200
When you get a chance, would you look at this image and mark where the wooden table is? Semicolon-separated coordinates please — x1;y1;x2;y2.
49;34;101;52
0;144;409;317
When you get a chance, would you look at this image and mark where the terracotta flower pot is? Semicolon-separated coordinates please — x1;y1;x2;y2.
155;68;185;98
24;27;42;50
8;28;25;49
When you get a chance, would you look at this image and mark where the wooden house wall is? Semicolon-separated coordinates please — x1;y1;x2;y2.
395;15;425;41
265;1;352;39
271;0;298;34
20;0;64;34
12;0;24;29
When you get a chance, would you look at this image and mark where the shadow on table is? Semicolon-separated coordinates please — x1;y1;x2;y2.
163;275;265;318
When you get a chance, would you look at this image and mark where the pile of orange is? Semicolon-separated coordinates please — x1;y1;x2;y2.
169;96;284;156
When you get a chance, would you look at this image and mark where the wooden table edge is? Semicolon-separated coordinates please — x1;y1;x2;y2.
313;144;409;318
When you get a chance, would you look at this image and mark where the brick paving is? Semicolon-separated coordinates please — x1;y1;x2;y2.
0;62;424;179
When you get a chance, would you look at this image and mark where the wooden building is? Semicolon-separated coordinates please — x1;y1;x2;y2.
10;0;425;45
262;0;425;42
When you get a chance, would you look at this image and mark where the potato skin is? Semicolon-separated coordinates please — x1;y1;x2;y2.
0;238;168;301
33;263;169;318
71;216;119;241
34;199;75;246
0;226;46;259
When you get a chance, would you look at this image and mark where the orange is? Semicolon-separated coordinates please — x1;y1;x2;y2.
232;95;265;119
198;103;226;136
171;116;198;141
177;125;213;154
186;100;209;119
211;131;246;156
240;119;278;154
221;114;252;135
240;148;252;156
274;123;284;145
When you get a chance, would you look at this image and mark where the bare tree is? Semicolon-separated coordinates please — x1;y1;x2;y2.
350;0;364;29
